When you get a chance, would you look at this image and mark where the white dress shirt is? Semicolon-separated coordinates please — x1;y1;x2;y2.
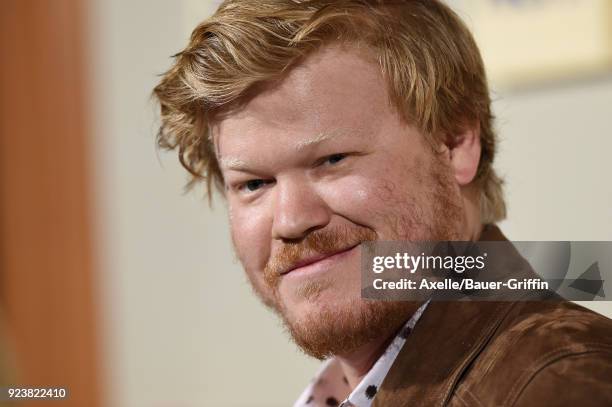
293;300;430;407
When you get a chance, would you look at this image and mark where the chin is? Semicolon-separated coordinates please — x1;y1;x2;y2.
279;277;360;313
281;294;416;360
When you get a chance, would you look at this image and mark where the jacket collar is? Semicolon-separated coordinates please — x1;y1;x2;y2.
372;224;517;407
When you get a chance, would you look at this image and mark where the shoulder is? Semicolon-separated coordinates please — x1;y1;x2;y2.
455;300;612;407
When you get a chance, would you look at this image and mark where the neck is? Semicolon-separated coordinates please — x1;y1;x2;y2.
335;333;395;389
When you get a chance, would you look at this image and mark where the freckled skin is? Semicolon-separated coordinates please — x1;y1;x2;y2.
212;44;468;357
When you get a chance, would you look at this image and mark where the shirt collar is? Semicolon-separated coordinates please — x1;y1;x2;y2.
293;300;430;407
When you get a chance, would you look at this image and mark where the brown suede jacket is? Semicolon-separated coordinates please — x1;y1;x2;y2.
372;225;612;407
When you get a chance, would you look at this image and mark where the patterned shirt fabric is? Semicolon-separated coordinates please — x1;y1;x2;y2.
293;300;430;407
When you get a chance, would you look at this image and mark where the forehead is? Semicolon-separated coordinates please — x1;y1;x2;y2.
212;44;394;157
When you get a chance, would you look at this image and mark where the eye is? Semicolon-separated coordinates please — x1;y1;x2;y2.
240;179;268;193
325;153;347;165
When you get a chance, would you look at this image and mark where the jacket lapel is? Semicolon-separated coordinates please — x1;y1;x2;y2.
372;300;515;406
372;225;516;406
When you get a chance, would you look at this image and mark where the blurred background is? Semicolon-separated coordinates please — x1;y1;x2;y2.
0;0;610;406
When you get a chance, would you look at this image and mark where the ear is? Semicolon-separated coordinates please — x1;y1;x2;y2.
446;122;481;186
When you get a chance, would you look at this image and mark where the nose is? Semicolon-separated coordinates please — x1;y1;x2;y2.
271;176;331;241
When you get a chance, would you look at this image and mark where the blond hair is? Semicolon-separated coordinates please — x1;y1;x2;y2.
153;0;506;223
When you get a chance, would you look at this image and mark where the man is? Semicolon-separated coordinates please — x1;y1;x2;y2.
153;1;612;405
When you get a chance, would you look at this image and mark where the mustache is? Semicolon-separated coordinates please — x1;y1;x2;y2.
264;225;378;287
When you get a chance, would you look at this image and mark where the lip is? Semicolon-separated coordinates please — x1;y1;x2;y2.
280;244;361;277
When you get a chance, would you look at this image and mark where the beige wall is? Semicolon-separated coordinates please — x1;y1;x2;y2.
89;1;612;406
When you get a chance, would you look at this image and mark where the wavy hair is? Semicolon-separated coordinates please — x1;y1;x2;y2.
153;0;506;223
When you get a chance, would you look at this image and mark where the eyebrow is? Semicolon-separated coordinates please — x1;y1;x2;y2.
293;129;349;151
219;128;354;172
218;156;251;171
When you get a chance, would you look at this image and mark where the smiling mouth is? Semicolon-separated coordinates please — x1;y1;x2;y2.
280;244;361;276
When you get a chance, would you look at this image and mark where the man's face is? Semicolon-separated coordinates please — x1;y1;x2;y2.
213;44;466;358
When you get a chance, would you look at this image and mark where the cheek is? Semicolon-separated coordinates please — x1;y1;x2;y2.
319;161;431;239
229;205;271;272
319;174;388;225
